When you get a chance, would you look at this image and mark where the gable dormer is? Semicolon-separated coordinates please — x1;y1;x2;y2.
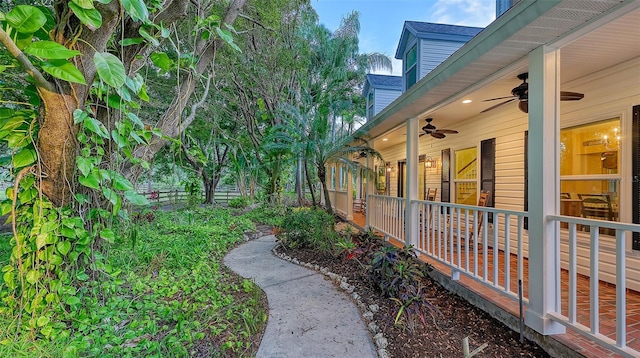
395;22;483;92
362;74;402;121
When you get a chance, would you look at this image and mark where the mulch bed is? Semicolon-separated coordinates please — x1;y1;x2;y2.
277;230;550;358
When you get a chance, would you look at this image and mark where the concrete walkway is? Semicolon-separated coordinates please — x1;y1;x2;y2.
224;235;377;358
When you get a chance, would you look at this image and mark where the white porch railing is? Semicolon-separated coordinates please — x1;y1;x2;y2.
548;215;640;358
368;195;405;242
412;200;528;304
366;195;640;357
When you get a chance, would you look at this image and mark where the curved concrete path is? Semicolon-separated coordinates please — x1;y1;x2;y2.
224;235;377;358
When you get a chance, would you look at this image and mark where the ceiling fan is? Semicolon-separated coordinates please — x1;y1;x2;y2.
420;118;458;139
480;72;584;113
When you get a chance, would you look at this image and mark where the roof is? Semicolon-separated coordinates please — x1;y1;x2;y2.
395;21;484;59
405;21;484;37
362;74;403;96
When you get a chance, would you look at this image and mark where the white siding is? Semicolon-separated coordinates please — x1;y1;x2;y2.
374;57;640;290
374;89;402;115
419;38;466;80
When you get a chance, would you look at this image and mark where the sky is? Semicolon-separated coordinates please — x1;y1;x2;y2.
311;0;497;76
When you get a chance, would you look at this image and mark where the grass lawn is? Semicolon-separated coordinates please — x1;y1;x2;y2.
0;207;276;357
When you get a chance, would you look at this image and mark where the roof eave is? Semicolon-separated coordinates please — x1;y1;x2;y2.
354;0;562;140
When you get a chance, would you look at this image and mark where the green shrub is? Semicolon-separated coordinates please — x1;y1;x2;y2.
277;207;338;250
228;196;252;208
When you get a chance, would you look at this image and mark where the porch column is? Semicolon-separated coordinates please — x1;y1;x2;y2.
525;45;565;335
366;139;375;229
346;166;354;221
405;117;419;248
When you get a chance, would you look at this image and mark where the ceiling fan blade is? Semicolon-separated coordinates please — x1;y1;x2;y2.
560;91;585;101
436;129;458;134
419;132;427;137
431;132;446;139
482;95;517;102
480;98;516;113
518;100;528;113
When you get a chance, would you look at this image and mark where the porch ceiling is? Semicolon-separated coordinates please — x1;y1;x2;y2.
360;0;640;151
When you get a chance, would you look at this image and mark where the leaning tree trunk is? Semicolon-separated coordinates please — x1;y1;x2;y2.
124;0;247;182
304;160;317;206
317;163;333;213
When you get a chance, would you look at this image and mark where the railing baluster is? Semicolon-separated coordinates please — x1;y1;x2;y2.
590;227;599;335
569;223;577;324
504;214;511;293
483;211;488;282
615;229;626;349
473;210;478;277
493;212;499;287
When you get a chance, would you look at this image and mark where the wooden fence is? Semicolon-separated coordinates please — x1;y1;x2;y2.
140;190;243;206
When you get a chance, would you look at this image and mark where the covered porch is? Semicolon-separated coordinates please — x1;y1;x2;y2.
345;202;640;357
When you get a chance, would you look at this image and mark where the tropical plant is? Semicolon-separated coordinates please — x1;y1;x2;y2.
276;207;338;250
0;0;247;337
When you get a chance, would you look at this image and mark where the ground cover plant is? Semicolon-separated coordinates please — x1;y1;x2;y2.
0;208;268;357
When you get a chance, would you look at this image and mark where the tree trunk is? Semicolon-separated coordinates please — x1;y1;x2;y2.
36;88;79;206
125;0;247;181
295;155;304;205
304;159;316;206
317;163;333;213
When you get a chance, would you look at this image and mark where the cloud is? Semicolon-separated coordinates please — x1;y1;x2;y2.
430;0;495;27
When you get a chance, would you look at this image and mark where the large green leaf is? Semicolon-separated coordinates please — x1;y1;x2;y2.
119;37;143;46
57;241;71;256
138;27;159;47
216;28;241;52
121;0;149;23
6;5;46;34
150;52;173;71
93;52;126;88
124;190;148;206
79;173;100;190
13;147;37;168
41;59;86;84
76;156;93;177
99;229;116;243
68;2;102;31
112;173;134;191
71;0;95;10
25;41;80;59
83;117;109;138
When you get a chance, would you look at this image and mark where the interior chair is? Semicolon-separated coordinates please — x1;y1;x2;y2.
426;188;437;201
560;192;571;199
577;193;613;221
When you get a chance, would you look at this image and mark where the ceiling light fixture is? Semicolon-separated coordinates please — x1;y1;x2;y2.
462;99;472;104
382;138;388;141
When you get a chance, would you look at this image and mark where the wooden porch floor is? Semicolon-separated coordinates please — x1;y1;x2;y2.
350;211;640;358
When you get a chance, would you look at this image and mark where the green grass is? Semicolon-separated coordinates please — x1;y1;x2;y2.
0;207;271;357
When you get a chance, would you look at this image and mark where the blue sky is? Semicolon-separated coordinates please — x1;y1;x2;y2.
311;0;496;75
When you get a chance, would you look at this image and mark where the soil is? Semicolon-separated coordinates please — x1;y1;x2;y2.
276;230;551;358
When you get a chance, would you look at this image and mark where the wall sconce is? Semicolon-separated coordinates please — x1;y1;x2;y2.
386;162;392;173
424;156;436;168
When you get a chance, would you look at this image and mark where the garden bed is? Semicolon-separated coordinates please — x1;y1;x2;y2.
277;229;550;358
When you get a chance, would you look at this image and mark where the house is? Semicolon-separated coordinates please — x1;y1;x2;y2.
363;74;402;121
327;0;640;356
395;21;483;91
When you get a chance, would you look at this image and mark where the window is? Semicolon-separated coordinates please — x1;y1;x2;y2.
367;91;374;119
454;147;477;205
560;118;620;225
405;45;417;90
330;166;336;189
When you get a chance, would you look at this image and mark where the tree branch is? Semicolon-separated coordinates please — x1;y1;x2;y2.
0;27;55;92
177;73;212;134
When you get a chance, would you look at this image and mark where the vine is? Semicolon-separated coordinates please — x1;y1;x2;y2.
0;3;156;339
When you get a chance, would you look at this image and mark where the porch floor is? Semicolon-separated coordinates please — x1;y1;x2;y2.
349;211;640;358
